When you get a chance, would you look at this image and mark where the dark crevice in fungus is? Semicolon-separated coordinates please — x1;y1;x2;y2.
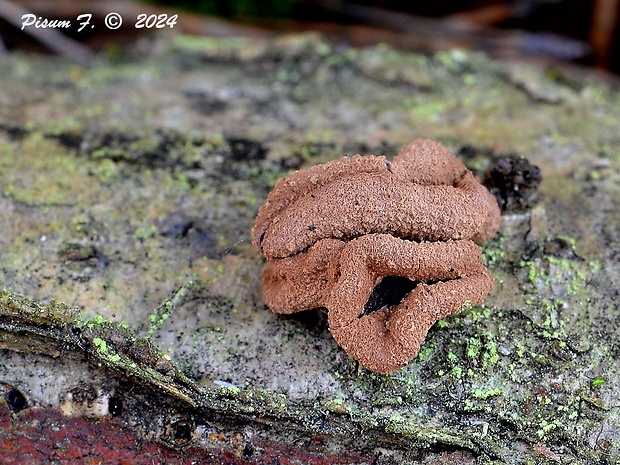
361;276;418;316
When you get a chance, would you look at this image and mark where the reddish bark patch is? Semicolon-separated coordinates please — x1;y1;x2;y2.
0;403;367;465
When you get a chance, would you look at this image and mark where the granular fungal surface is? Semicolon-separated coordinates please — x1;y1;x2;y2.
254;139;501;372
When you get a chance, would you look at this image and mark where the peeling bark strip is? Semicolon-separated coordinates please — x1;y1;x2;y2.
253;139;501;373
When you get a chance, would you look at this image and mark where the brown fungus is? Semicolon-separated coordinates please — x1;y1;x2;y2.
252;139;501;373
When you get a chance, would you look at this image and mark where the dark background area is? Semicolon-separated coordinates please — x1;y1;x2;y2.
0;0;619;75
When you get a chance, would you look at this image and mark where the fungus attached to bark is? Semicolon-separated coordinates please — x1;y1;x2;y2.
252;139;501;373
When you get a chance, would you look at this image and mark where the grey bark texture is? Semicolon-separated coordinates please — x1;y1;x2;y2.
0;33;619;463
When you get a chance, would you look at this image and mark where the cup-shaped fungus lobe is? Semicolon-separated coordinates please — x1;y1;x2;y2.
253;139;501;373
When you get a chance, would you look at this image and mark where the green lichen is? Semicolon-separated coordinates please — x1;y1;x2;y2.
133;224;159;242
466;337;482;359
148;303;173;334
147;280;196;336
416;345;435;361
217;384;241;396
42;116;80;136
465;306;493;323
385;413;416;436
536;419;563;440
471;387;502;400
0;289;78;325
459;300;474;314
171;35;254;58
0;135;92;206
92;158;120;185
435;49;470;73
451;365;464;379
518;239;590;300
324;398;351;415
357;44;434;89
90;314;106;325
92;337;121;363
405;97;448;122
546;256;586;296
384;414;477;450
481;338;499;369
481;234;505;268
520;259;541;287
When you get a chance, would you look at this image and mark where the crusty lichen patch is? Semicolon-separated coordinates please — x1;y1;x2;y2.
0;135;96;206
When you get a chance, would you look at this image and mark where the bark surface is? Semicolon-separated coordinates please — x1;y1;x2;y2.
0;34;619;464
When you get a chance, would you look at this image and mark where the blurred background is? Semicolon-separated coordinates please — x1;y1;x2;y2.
0;0;618;76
